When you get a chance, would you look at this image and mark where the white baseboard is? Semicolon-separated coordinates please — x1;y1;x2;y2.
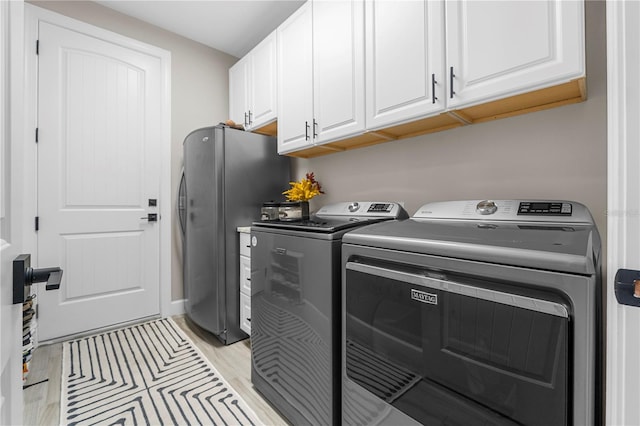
163;298;185;317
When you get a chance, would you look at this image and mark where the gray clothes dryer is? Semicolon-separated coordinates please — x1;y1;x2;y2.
341;200;602;426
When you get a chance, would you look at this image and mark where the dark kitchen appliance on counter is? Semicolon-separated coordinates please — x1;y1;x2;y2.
251;201;409;425
342;200;602;426
178;125;289;345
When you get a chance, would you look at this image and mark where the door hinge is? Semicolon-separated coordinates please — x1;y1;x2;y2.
36;40;39;55
35;216;39;232
35;128;38;143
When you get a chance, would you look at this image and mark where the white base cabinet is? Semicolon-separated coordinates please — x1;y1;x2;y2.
238;229;252;335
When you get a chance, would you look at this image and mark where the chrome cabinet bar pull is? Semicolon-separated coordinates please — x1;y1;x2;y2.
248;110;253;125
313;119;318;138
305;121;310;141
450;67;455;99
244;112;248;127
432;74;438;104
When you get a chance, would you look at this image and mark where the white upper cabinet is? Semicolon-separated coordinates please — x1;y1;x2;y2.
445;0;584;109
278;0;365;155
365;0;445;130
271;0;585;157
229;30;277;130
249;31;278;128
229;56;249;127
277;2;314;153
312;0;365;144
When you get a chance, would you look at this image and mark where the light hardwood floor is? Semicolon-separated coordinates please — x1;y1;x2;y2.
22;315;289;426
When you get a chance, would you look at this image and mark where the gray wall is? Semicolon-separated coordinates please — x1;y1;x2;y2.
28;1;237;301
295;1;607;264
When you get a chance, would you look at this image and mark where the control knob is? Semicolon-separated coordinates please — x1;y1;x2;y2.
476;200;498;215
348;202;360;212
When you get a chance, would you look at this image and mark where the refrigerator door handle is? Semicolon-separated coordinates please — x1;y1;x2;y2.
177;169;187;235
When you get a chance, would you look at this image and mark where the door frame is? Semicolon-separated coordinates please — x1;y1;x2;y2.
606;1;640;424
1;0;25;423
23;4;175;341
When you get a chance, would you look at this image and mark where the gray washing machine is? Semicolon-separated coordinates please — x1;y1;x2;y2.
342;200;602;426
250;202;408;425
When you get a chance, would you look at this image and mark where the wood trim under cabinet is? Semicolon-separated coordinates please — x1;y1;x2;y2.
455;78;586;124
251;120;277;136
280;77;586;158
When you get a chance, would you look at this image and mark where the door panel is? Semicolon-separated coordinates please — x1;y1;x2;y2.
313;0;365;143
365;0;445;130
63;231;144;298
249;31;277;128
445;0;584;108
37;20;161;340
63;48;143;207
277;2;313;154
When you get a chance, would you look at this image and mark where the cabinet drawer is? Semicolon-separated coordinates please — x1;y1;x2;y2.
240;255;251;295
240;292;251;335
240;232;251;257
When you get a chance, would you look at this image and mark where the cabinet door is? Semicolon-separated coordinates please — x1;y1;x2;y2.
229;56;248;128
365;0;445;130
313;0;365;144
446;0;584;109
240;255;251;295
249;30;277;129
277;2;313;154
240;292;251;335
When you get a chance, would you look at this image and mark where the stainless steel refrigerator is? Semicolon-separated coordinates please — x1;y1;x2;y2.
178;125;290;344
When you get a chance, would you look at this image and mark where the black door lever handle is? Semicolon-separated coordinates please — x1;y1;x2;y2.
13;254;63;304
27;267;63;290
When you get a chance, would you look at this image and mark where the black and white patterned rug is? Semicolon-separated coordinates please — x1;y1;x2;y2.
61;318;259;425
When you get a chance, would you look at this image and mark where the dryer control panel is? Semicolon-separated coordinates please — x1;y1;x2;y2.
414;200;594;224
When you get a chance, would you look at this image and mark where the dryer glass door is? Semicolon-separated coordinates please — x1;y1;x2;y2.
344;262;570;425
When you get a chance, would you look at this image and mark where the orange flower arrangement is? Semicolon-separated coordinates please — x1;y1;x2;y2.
283;172;325;202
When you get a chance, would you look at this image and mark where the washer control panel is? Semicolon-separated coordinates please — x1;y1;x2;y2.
476;200;498;215
517;201;572;216
414;200;593;224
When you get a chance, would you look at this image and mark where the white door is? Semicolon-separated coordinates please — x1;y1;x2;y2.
277;1;313;154
607;2;640;423
35;18;163;340
365;0;444;130
0;0;25;423
445;0;584;109
313;0;365;144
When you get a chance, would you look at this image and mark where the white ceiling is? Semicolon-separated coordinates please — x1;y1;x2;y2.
94;0;305;58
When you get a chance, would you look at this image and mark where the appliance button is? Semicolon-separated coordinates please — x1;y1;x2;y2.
348;202;360;212
476;200;498;215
